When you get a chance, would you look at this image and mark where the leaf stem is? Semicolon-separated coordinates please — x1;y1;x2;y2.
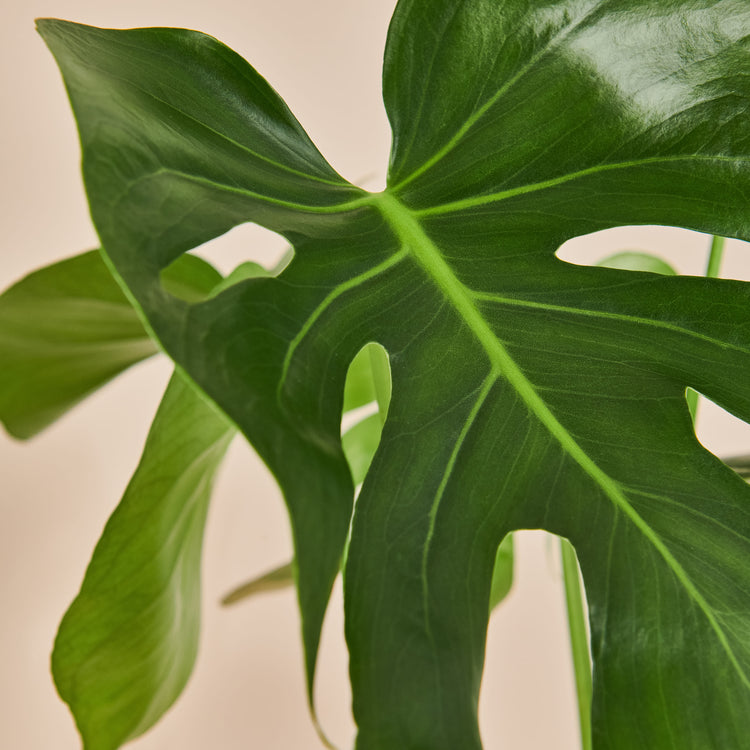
686;236;726;419
561;538;592;750
705;235;726;279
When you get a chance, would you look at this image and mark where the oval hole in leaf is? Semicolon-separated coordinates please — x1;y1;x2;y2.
556;226;713;275
190;220;291;275
341;342;390;487
160;222;294;302
693;391;750;469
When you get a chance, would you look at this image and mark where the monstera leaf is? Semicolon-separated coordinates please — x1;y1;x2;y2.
37;2;750;748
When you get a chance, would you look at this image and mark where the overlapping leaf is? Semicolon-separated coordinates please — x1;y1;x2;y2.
0;249;239;749
37;2;750;748
52;371;234;750
0;250;156;439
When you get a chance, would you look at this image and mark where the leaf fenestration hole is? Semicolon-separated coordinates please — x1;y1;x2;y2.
341;343;390;488
190;221;291;276
556;226;717;275
479;530;583;748
160;222;293;302
691;390;750;477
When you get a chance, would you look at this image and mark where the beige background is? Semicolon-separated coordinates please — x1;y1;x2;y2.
2;2;749;748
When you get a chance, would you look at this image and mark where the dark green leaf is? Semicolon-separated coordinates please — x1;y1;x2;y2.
52;371;234;750
36;17;361;728
39;5;750;749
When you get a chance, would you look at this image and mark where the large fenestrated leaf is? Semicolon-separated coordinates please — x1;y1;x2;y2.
37;3;750;749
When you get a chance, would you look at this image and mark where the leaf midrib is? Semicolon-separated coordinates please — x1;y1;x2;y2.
374;189;749;687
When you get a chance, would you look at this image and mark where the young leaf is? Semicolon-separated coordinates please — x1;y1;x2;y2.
38;4;750;749
0;250;219;438
0;250;155;439
595;251;677;276
52;371;234;750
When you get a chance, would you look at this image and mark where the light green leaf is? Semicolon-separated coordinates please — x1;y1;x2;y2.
0;250;154;439
159;254;223;302
343;413;382;486
208;261;271;297
595;251;677;276
221;561;295;606
488;533;514;612
51;371;234;750
343;345;380;414
38;4;750;749
0;250;219;438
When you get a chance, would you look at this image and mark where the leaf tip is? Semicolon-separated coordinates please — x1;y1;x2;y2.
35;17;62;38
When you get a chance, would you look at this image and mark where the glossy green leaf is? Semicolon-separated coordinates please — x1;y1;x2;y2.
36;17;362;727
38;4;750;749
52;371;234;750
0;250;219;438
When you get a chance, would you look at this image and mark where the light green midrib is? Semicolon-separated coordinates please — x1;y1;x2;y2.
373;190;749;688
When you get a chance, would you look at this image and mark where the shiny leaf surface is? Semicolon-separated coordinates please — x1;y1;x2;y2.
38;3;750;748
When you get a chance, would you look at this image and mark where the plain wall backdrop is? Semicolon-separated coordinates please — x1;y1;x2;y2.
2;2;750;749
